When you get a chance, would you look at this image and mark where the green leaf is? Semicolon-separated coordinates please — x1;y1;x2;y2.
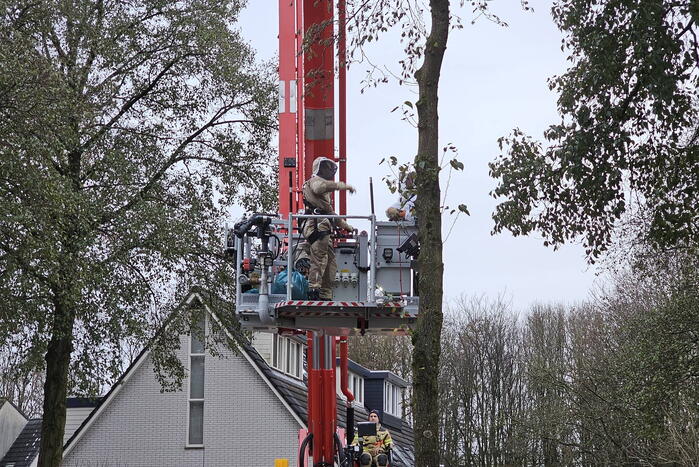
458;204;470;215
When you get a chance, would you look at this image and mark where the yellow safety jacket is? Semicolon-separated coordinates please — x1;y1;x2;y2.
351;425;393;454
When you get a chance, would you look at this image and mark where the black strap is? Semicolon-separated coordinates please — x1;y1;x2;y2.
303;197;330;215
306;229;330;244
399;193;416;210
302;196;333;244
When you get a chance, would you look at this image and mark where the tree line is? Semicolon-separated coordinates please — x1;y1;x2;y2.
352;249;699;466
2;0;697;464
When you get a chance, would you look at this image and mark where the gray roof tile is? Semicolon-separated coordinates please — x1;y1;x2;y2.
0;419;41;467
63;292;414;465
242;341;415;466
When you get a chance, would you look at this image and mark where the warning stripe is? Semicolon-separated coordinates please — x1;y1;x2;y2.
278;311;358;318
275;300;403;308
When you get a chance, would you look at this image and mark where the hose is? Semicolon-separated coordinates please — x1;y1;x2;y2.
270;233;282;259
334;431;346;465
346;404;354;446
299;432;313;467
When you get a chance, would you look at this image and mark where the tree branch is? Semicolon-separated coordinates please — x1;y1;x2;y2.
98;104;237;225
79;55;194;154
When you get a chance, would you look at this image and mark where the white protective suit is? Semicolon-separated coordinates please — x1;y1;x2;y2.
301;157;355;299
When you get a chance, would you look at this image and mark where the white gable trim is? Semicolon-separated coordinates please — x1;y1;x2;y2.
194;293;306;429
63;292;305;458
63;342;151;457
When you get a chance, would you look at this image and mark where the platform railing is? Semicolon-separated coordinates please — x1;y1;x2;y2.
287;214;376;303
235;233;242;308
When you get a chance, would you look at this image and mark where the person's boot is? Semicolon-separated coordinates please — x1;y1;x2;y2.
318;287;333;301
308;288;320;300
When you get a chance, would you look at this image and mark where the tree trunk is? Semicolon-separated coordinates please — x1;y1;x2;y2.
38;295;76;466
412;0;450;466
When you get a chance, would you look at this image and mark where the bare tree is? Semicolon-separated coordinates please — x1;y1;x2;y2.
0;346;44;418
438;296;527;465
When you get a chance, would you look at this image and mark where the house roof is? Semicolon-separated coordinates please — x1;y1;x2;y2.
0;397;27;420
66;397;101;409
63;290;307;455
0;419;41;467
364;370;410;388
63;291;414;465
345;359;373;377
246;343;415;466
341;358;410;389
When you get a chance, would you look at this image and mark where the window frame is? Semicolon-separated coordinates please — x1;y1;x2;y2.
384;380;402;417
186;313;206;448
348;372;364;403
272;334;303;380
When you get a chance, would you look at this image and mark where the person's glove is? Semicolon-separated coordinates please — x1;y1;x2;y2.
337;182;356;194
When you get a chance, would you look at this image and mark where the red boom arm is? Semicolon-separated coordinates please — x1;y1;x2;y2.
278;1;350;465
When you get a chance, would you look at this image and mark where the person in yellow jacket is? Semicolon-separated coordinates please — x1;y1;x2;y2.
351;410;393;466
301;157;355;300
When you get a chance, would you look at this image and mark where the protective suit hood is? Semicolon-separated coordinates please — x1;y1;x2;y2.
312;157;338;179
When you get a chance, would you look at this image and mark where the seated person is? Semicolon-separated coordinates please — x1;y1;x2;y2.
351;410;392;466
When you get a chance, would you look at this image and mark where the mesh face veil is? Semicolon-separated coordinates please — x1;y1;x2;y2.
312;157;338;180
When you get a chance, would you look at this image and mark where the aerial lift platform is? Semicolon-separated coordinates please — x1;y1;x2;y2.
228;0;419;465
232;214;419;336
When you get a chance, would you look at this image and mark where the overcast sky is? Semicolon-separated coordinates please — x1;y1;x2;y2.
237;1;603;311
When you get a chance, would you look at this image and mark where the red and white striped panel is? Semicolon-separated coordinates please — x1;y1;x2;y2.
377;302;404;308
277;310;359;317
274;300;404;308
275;300;364;308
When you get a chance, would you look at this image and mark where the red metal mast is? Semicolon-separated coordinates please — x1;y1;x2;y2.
278;0;297;218
302;2;337;465
302;0;335;184
278;1;350;465
279;0;345;216
338;0;348;215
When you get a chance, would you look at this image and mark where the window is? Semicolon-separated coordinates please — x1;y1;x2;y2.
272;335;303;379
384;381;402;417
188;313;206;446
348;373;364;403
272;333;278;367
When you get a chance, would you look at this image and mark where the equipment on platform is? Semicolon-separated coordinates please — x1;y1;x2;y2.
375;221;418;298
232;214;418;336
357;422;377;438
271;268;309;299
